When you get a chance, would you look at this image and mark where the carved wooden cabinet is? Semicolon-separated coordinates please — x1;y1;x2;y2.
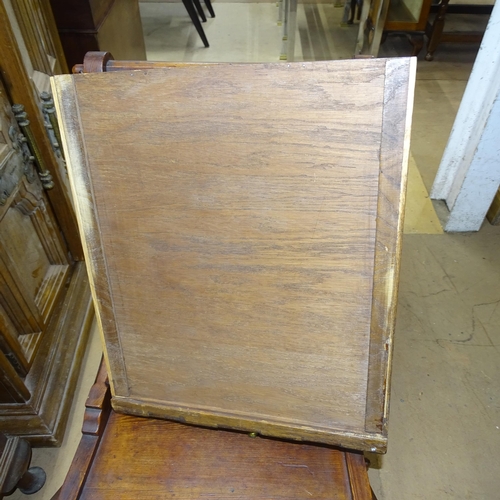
0;95;70;381
0;0;93;446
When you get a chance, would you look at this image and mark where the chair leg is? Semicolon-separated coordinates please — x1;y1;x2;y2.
192;0;207;23
204;0;215;18
425;0;449;61
347;0;356;24
182;0;209;47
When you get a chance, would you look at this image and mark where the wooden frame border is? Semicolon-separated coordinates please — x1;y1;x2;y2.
112;395;387;452
364;58;416;438
51;75;129;397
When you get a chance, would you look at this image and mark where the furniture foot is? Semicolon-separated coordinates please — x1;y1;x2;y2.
0;434;46;498
425;0;449;60
409;33;424;56
192;0;207;22
204;0;215;18
382;31;424;57
18;466;47;495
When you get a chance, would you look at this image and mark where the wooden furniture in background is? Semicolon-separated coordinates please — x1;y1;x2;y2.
355;0;433;56
53;360;377;500
52;52;415;452
425;0;493;60
0;0;93;446
49;0;146;70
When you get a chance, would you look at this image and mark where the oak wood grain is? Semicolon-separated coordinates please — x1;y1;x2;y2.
80;413;374;500
53;359;375;500
52;59;414;451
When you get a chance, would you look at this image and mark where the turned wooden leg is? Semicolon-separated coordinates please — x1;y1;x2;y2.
0;434;46;498
409;33;424;56
356;0;362;21
16;466;46;495
425;0;450;60
347;0;356;24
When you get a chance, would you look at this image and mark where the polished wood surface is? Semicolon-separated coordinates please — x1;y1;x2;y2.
81;415;372;500
54;361;375;500
52;58;415;451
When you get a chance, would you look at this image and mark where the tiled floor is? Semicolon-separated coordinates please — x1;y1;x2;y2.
12;4;500;499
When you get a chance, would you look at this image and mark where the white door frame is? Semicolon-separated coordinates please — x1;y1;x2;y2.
430;1;500;232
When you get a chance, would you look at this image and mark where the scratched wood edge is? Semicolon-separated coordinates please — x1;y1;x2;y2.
364;57;417;442
345;452;373;500
50;75;129;398
111;396;386;452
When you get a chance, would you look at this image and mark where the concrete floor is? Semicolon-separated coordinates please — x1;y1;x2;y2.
11;4;500;499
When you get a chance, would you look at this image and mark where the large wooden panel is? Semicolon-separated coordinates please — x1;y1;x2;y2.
52;59;415;452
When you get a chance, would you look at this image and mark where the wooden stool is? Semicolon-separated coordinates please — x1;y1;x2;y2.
53;360;376;499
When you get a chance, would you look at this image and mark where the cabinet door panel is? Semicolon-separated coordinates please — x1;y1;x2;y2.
0;349;30;403
0;306;30;376
0;0;93;445
0;81;70;376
